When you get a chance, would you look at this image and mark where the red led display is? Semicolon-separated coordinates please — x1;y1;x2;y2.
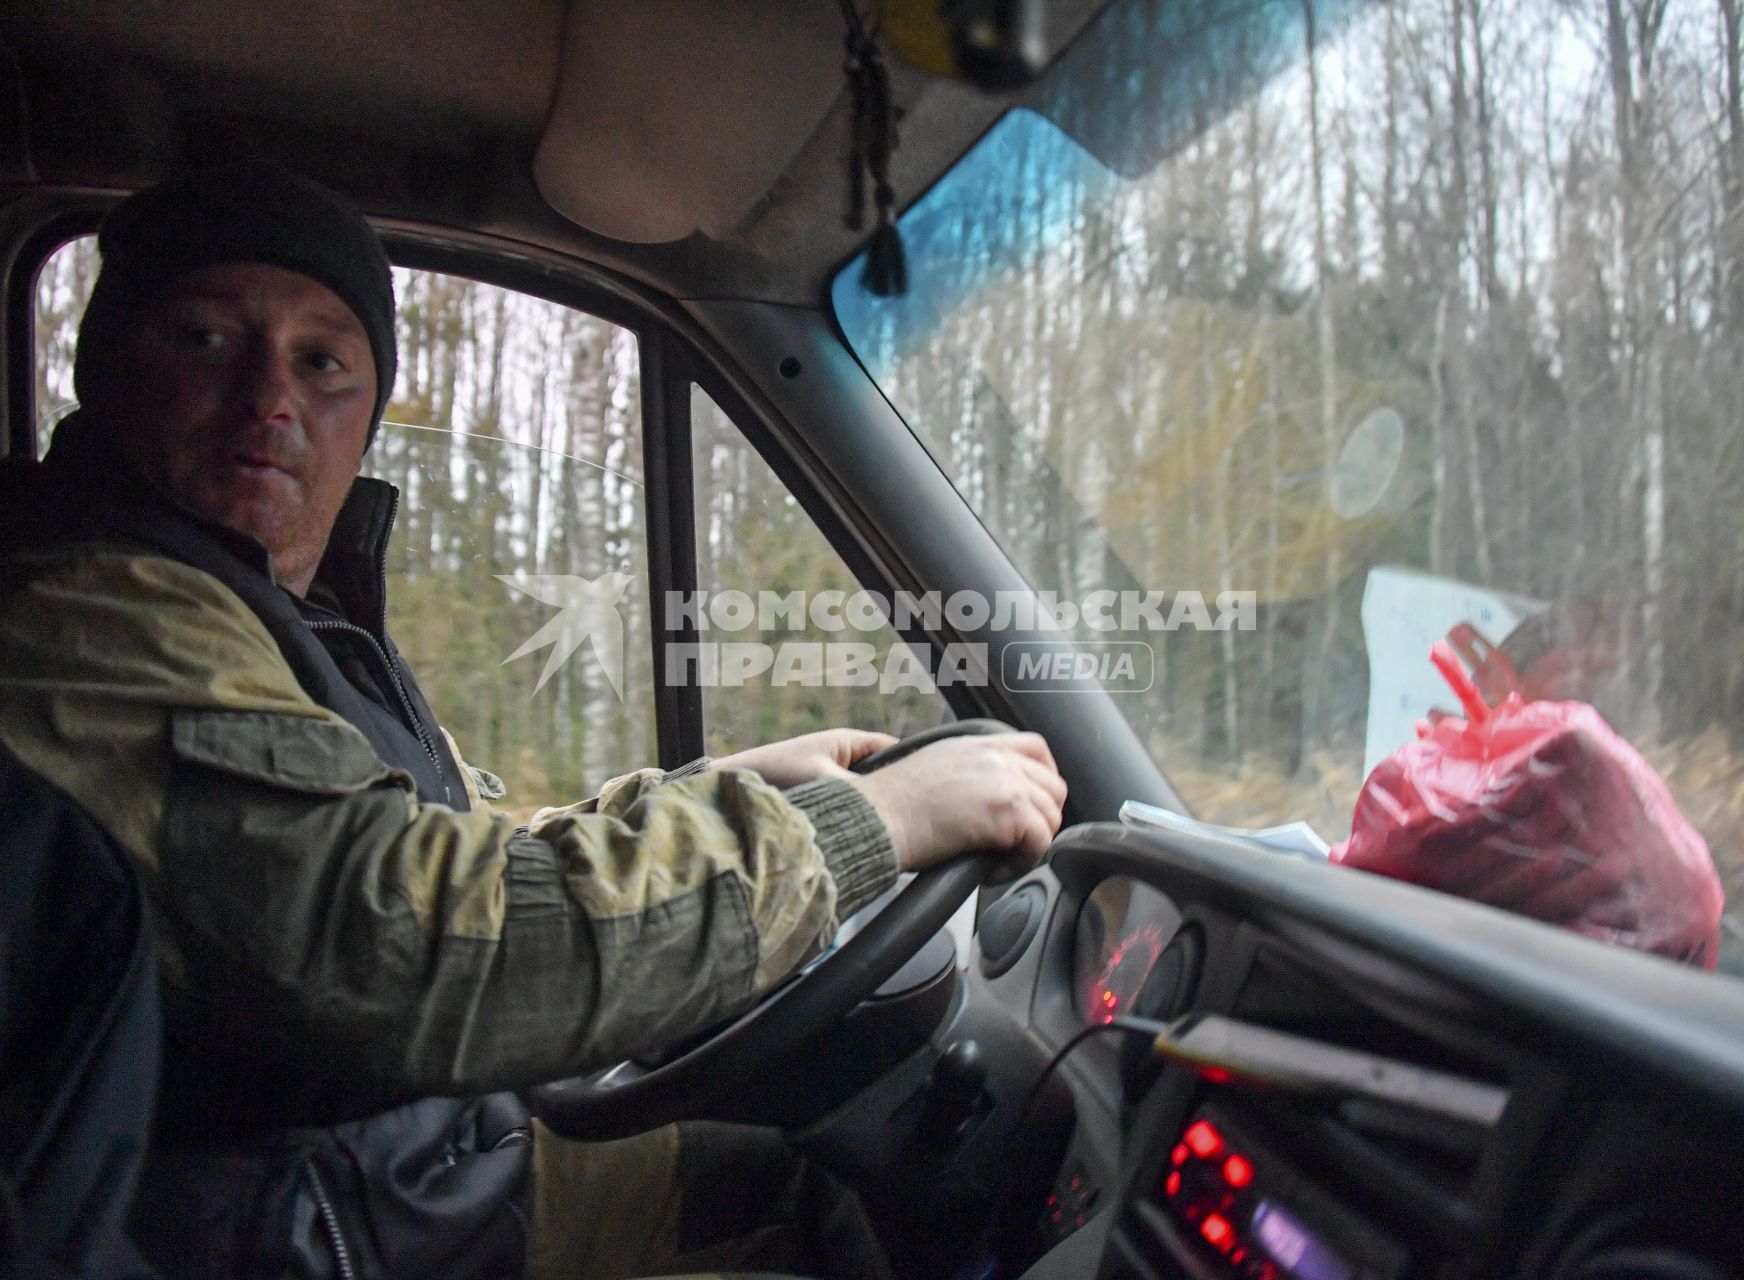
1223;1154;1253;1187
1200;1212;1234;1251
1184;1120;1223;1158
1171;1117;1291;1273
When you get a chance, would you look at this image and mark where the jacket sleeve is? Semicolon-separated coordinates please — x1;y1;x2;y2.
0;551;899;1105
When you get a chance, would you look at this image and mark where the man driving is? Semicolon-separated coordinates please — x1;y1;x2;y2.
0;162;1067;1279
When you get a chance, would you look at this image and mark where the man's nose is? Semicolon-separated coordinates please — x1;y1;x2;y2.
237;342;301;423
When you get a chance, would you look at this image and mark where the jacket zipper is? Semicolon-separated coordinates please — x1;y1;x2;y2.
303;616;449;803
373;487;399;639
303;488;451;804
302;1156;358;1280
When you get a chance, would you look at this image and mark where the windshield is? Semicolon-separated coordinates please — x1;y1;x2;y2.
835;0;1744;967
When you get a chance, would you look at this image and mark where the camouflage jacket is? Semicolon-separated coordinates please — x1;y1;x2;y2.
0;412;898;1277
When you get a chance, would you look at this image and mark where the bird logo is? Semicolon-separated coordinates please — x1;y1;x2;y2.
497;571;635;699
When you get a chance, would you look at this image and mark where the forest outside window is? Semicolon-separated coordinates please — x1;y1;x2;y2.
35;243;657;820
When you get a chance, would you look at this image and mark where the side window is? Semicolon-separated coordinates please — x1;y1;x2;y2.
32;239;657;817
33;235;98;445
378;270;656;811
690;384;950;756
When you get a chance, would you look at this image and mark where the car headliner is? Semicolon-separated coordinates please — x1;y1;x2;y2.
1;0;1106;306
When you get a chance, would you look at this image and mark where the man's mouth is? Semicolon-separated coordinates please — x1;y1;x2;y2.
227;451;294;478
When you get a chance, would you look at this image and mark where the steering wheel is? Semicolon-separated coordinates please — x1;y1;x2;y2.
529;718;1015;1141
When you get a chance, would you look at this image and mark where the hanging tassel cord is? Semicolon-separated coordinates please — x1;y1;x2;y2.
838;1;907;295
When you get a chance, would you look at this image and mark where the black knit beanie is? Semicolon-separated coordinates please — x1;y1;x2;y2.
73;160;398;444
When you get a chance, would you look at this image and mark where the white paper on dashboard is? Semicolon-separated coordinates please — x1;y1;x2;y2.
1119;801;1331;859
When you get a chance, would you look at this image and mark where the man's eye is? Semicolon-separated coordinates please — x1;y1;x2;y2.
305;351;347;374
178;325;228;351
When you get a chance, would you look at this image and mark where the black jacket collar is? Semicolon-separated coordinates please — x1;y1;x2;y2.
27;409;401;640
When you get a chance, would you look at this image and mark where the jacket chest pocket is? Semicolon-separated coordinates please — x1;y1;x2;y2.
157;708;422;1004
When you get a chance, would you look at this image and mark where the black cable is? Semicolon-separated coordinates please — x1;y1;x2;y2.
961;1017;1163;1278
1012;1015;1165;1136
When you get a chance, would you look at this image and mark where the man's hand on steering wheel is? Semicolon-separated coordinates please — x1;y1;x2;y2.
849;731;1067;879
530;721;1067;1139
718;727;1066;878
714;728;900;787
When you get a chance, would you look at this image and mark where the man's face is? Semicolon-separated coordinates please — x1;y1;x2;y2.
99;262;378;594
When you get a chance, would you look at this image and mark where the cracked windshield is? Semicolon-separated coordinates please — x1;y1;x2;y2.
836;0;1744;966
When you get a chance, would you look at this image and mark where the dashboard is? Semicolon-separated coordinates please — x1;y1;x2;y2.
959;820;1744;1280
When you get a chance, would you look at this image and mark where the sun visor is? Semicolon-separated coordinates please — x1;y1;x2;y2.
534;0;849;245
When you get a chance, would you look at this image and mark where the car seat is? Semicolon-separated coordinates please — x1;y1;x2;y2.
0;744;163;1279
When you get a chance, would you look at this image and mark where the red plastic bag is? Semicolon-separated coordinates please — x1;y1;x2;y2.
1332;640;1725;969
